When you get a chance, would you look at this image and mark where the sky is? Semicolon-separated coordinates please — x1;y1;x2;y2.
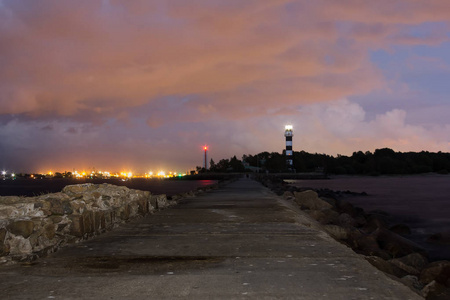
1;0;450;173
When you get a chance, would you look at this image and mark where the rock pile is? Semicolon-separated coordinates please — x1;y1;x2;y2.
0;181;219;265
257;175;450;300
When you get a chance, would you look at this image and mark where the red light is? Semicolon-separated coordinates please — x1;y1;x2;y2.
204;146;208;150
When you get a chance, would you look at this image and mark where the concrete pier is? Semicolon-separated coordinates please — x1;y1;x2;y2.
0;178;422;299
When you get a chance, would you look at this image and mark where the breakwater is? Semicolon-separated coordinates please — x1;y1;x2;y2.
256;175;450;299
0;181;222;264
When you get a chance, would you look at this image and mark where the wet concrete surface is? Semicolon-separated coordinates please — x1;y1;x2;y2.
0;178;422;299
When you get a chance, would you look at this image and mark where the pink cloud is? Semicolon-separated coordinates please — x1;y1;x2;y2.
1;1;450;173
3;0;448;123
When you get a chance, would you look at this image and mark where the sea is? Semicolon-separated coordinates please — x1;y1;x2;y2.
286;174;450;261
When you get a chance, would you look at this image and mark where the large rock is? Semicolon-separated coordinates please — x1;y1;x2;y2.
282;191;294;200
399;275;423;292
338;213;357;228
7;220;34;238
420;261;450;287
293;190;332;210
7;235;32;256
38;193;73;215
365;256;408;278
427;232;450;244
319;197;337;209
0;206;19;220
0;228;8;256
152;194;168;209
421;280;450;299
363;214;389;233
337;200;358;217
69;215;85;237
356;234;384;257
323;224;348;240
62;183;97;196
374;228;425;258
390;253;429;276
307;209;339;224
390;224;412;236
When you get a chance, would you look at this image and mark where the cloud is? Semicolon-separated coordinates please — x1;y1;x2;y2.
1;1;450;172
1;99;449;172
2;0;449;124
292;100;450;155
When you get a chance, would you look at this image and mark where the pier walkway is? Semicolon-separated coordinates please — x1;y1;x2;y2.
1;178;421;299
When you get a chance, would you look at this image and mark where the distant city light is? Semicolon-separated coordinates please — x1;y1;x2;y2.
0;168;187;180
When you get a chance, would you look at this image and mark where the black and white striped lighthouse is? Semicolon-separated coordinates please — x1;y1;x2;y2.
284;125;293;169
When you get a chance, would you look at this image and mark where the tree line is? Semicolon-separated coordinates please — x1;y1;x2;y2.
197;148;450;175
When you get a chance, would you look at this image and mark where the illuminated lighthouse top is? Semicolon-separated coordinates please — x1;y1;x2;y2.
284;125;293;137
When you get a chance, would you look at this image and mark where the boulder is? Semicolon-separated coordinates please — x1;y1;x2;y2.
390;224;412;236
152;194;168;209
307;210;326;223
420;260;450;287
7;220;34;238
427;232;450;245
365;256;408;278
353;214;367;227
307;209;339;225
70;200;86;214
0;206;19;220
46;196;73;215
319;197;337;209
62;183;97;196
322;209;340;224
374;228;425;258
399;275;423;292
338;213;357;228
323;224;348;240
283;191;294;200
421;280;450;300
345;228;364;249
337;201;358;217
0;228;8;256
69;215;85;237
7;235;32;256
356;234;384;257
363;214;389;233
43;223;57;240
293;190;332;210
390;253;429;274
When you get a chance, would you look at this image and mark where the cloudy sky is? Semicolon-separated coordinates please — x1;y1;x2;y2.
1;0;450;173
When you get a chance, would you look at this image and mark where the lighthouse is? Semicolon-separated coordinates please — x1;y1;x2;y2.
284;125;293;169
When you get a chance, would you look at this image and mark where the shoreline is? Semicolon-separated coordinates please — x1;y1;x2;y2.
285;174;450;262
256;174;450;296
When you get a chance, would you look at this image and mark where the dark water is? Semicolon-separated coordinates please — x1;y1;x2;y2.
0;178;218;197
287;174;450;260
